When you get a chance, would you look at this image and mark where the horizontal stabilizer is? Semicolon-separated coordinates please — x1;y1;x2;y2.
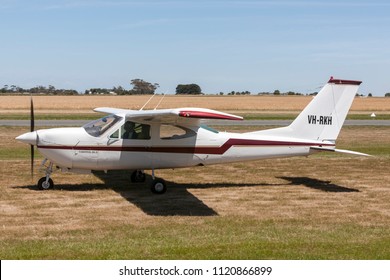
310;146;371;156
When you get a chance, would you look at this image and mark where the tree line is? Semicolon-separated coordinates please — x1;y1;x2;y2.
1;79;389;97
1;84;78;95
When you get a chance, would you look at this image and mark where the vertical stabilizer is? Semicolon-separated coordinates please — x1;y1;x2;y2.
289;77;361;141
251;77;362;142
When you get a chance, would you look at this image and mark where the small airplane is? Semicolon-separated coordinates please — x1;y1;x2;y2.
16;77;368;194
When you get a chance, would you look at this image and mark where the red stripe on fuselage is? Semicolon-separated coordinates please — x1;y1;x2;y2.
37;139;333;155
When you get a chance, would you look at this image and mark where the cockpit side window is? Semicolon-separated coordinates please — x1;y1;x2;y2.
121;121;151;140
110;129;119;139
83;115;121;137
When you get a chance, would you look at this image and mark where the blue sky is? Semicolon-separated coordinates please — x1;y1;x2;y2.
1;0;390;95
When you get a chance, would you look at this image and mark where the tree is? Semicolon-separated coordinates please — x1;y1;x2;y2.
175;84;202;95
1;85;7;93
48;85;56;94
273;90;280;95
130;79;159;95
117;86;128;95
385;93;390;97
368;93;373;97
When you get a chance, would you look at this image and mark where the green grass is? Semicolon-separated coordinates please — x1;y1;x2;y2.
0;147;34;160
0;217;390;259
2;220;389;259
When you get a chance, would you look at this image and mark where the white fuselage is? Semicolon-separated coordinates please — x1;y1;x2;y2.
33;117;331;173
14;79;364;193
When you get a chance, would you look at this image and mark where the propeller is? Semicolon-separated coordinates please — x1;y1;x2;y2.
30;95;35;179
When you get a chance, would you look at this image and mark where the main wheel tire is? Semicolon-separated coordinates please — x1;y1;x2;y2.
131;170;146;183
151;179;167;194
38;177;54;190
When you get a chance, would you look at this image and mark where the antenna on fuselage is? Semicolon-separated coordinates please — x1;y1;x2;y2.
154;93;166;110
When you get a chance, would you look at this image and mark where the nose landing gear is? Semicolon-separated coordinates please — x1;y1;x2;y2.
37;177;54;190
37;159;55;190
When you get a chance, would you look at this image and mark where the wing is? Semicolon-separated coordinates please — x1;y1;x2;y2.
94;107;243;125
94;107;137;115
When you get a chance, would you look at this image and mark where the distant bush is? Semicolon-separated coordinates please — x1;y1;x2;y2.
176;84;202;95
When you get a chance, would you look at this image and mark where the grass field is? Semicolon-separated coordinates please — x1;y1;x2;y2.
1;125;389;259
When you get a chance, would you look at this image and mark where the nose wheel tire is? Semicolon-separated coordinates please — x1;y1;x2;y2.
38;177;54;190
151;179;167;194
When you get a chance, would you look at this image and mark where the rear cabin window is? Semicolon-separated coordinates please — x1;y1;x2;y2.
160;125;196;140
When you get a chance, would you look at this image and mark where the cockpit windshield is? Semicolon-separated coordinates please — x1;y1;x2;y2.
83;115;122;137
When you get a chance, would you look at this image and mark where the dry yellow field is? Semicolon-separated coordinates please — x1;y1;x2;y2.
1;95;390;114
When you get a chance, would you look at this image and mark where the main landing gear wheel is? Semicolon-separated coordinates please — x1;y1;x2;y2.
131;170;146;183
151;179;167;194
38;177;54;190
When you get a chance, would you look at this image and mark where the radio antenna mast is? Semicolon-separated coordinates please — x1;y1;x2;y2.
139;93;156;111
154;93;166;110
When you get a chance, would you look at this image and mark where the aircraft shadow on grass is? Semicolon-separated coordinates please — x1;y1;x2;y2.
15;173;358;216
16;170;274;217
93;171;220;216
278;176;360;193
